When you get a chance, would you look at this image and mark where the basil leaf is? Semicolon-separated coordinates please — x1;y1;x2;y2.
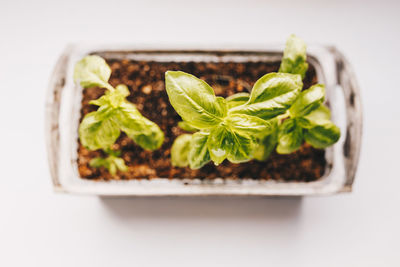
289;84;325;117
109;84;130;107
304;104;331;124
113;157;128;172
79;111;120;151
188;132;211;169
226;114;274;138
253;119;279;161
226;92;250;109
115;102;164;150
207;124;253;165
114;102;149;134
129;120;165;151
276;118;303;154
90;84;130;108
171;134;192;167
89;157;107;168
229;73;302;120
279;34;309;79
165;71;227;129
178;121;198;132
296;117;314;129
86;85;164;151
74;55;113;90
304;122;340;149
90;155;128;175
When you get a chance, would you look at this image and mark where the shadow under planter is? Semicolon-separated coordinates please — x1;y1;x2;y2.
99;196;303;221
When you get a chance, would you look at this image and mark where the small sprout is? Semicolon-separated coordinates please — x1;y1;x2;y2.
75;55;164;175
90;153;128;176
168;35;340;169
279;34;309;79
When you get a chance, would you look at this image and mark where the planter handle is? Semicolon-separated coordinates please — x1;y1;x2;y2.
331;47;363;191
45;48;70;190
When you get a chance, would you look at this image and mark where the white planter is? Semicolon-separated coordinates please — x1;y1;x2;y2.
45;44;362;196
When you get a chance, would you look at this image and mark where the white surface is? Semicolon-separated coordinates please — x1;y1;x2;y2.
0;0;399;266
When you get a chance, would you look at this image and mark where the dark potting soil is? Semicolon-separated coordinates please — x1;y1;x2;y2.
77;58;326;182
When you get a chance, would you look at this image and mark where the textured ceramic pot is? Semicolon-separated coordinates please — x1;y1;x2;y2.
45;44;362;196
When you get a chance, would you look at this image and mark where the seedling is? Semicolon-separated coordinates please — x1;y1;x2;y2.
167;35;340;169
74;56;164;174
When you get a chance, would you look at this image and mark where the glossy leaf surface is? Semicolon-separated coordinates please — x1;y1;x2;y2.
289;84;325;117
165;71;226;129
188;132;211;169
229;73;302;120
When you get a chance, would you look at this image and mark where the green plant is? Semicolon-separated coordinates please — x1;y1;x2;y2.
167;35;340;169
74;55;164;174
89;148;128;175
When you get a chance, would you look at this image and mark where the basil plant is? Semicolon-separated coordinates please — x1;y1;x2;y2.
74;55;164;175
167;35;340;169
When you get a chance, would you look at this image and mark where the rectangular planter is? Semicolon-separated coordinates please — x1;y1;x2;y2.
45;44;362;196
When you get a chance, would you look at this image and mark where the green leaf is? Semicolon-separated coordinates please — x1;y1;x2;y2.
85;85;164;151
79;111;120;151
229;73;302;120
74;55;113;90
115;102;164;150
114;102;150;135
253;119;279;161
178;121;198;132
304;121;340;149
207;124;253;165
304;104;331;123
297;103;331;129
226;114;274;138
165;71;227;129
289;84;325;117
226;92;250;109
279;34;309;79
89;154;128;175
113;157;128;172
276;118;303;154
90;84;130;108
295;117;314;129
129;120;165;151
188;132;211;169
76;55;164;161
171;134;192;167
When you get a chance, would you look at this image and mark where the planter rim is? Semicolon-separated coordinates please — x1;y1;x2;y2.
45;44;362;196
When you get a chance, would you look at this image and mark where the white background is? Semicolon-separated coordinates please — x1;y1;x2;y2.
0;0;399;266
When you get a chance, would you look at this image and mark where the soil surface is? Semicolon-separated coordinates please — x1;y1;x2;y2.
77;58;326;182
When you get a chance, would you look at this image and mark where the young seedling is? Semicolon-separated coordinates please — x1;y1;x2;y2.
74;55;164;174
89;148;128;175
168;35;340;169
